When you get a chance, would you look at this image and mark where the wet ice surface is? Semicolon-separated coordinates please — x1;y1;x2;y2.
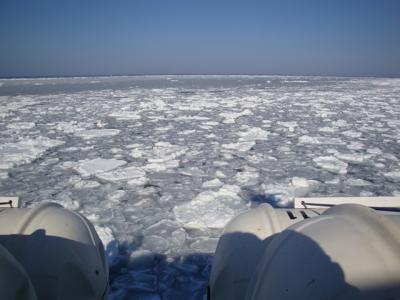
1;75;400;299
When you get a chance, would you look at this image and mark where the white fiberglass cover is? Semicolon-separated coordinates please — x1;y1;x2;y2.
210;204;400;300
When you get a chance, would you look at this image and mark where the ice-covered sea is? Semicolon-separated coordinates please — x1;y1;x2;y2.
1;75;400;299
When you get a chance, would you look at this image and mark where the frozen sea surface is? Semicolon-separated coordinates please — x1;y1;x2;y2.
1;75;400;299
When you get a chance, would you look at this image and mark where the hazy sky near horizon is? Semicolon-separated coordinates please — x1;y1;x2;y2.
1;0;399;77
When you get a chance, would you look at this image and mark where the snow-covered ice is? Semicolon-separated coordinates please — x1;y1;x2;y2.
75;129;120;139
1;75;400;299
96;166;146;182
73;158;127;178
313;156;348;174
173;185;247;229
0;137;64;169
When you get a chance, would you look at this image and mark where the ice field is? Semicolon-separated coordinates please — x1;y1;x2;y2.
1;75;400;299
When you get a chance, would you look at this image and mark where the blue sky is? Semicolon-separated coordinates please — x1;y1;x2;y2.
0;0;399;77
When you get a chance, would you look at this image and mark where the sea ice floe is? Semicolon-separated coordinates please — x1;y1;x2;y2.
129;145;147;158
143;219;187;250
109;111;141;120
178;129;197;135
215;170;226;178
319;127;337;133
73;158;127;178
332;120;348;127
277;121;298;132
262;183;294;207
142;235;170;253
237;127;269;141
291;177;319;197
347;141;365;150
174;115;209;121
367;147;383;155
95;225;119;265
341;130;362;138
173;185;247;229
346;178;372;186
143;160;180;172
74;180;101;189
97;166;146;182
384;171;400;182
190;238;219;253
148;142;187;163
313;156;348;174
0;137;64;169
202;178;224;189
75;129;120;139
127;177;149;186
143;142;187;172
299;135;345;145
7;122;36;130
107;190;127;202
213;161;229;167
235;167;259;186
53;121;87;133
222;141;255;152
334;153;373;165
219;109;252;124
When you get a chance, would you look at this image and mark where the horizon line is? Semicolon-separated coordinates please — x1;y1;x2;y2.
1;73;400;80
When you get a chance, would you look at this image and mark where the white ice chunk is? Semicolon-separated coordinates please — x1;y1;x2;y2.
143;219;187;249
0;137;64;170
319;127;337;133
97;166;146;182
75;129;120;139
53;121;87;133
215;170;226;178
222;141;255;152
141;235;170;253
129;146;146;158
74;158;127;178
237;127;269;141
262;183;294;207
148;142;187;163
367;148;383;155
347;141;365;150
346;178;372;186
95;225;118;265
190;238;218;253
235;168;259;186
332;120;348;127
127;176;149;186
143;160;180;172
202;178;224;188
384;171;400;182
313;156;348;174
142;142;187;172
173;184;247;229
277;121;298;132
7;122;36;130
107;190;126;202
299;135;345;145
291;177;319;197
109;111;141;120
74;180;101;189
341;130;362;138
219;109;252;124
334;153;373;165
